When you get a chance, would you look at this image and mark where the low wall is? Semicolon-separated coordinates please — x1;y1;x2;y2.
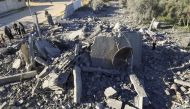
0;0;26;14
64;0;83;18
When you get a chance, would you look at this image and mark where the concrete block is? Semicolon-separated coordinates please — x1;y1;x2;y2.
35;39;61;59
0;71;37;86
34;57;48;66
124;104;137;109
37;66;51;79
44;47;61;58
95;103;104;109
12;59;21;69
106;99;122;109
68;29;85;41
104;87;117;98
42;73;62;91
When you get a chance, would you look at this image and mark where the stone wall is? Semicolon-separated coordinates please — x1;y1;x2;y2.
0;0;26;14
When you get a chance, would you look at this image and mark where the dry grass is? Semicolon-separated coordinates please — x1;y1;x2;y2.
127;0;190;25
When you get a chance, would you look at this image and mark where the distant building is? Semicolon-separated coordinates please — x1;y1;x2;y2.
0;0;26;14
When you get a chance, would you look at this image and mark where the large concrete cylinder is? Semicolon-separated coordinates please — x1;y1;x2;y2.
90;34;132;69
91;31;142;70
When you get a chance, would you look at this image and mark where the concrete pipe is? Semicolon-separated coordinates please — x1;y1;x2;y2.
112;47;132;67
90;34;132;69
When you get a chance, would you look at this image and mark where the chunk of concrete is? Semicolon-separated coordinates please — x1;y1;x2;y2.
113;22;121;32
124;104;137;109
34;57;48;66
68;29;84;41
95;103;104;109
104;87;117;98
44;47;61;58
42;73;62;91
0;102;7;109
20;43;30;65
106;99;122;109
35;40;47;59
35;39;61;59
42;80;62;91
73;66;82;104
12;59;21;69
37;66;51;79
180;86;187;92
0;71;37;86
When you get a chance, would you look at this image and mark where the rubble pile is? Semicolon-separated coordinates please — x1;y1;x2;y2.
0;1;190;109
141;29;190;108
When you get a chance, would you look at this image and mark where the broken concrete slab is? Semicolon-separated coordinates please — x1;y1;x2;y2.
129;74;149;106
68;29;85;41
28;35;35;66
12;59;21;69
35;39;61;59
113;22;121;32
104;87;117;98
124;104;137;109
57;71;70;85
34;57;48;66
95;103;104;109
180;86;187;92
172;33;190;47
85;25;102;44
55;90;63;95
0;102;7;109
35;40;47;59
44;47;61;58
73;66;82;104
42;73;62;91
0;71;37;86
106;99;122;109
170;84;178;91
37;66;51;79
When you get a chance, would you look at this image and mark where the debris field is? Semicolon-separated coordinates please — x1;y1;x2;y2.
0;1;190;109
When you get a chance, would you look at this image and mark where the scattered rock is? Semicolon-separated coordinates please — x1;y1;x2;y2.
165;88;170;96
180;86;187;92
106;99;122;109
55;90;63;95
124;104;136;109
170;84;178;91
42;73;62;91
68;29;85;41
95;103;104;109
104;87;117;98
12;59;21;69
